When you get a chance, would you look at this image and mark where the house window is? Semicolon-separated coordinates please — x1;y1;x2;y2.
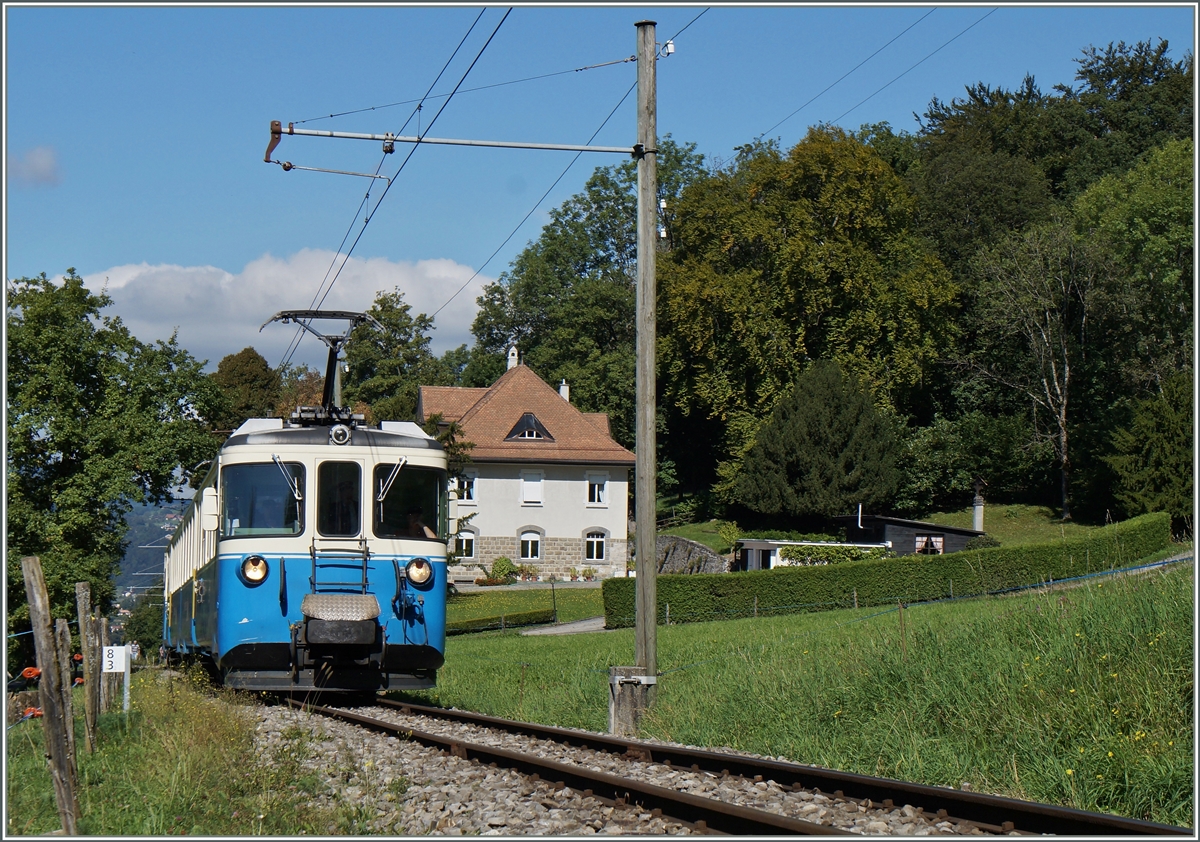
506;413;554;441
456;474;475;502
587;474;607;505
455;532;475;560
916;535;944;555
521;471;543;505
520;531;541;560
585;531;605;561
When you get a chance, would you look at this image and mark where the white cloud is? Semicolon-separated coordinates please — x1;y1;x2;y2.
81;250;489;371
8;146;62;186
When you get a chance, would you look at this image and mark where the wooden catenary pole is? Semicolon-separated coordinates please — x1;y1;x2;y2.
23;557;80;833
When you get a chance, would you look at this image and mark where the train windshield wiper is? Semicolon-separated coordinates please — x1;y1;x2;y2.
272;454;303;501
377;457;408;502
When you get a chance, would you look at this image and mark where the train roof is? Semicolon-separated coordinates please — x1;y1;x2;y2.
221;418;443;452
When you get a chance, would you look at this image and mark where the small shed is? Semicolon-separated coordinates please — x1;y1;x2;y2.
832;515;984;556
734;539;889;571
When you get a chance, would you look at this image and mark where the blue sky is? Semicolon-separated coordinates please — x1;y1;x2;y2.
5;3;1194;372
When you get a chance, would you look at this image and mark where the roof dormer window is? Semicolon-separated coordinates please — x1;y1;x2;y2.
506;413;554;442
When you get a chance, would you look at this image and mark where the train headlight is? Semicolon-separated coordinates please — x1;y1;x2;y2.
241;555;269;585
405;557;433;586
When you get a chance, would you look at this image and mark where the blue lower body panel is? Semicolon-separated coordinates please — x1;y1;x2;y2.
167;551;447;692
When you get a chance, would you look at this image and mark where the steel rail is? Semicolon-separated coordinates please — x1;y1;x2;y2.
287;698;846;835
368;698;1190;837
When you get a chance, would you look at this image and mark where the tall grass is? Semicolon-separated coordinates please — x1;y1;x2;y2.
405;563;1194;827
5;666;364;836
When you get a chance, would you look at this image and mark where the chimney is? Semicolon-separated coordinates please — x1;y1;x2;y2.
507;346;518;371
559;379;570;402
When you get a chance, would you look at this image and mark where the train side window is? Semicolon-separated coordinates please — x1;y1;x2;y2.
220;463;305;538
374;463;447;541
318;461;361;537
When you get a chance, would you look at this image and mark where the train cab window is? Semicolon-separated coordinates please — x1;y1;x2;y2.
318;461;362;537
220;463;305;538
374;463;448;542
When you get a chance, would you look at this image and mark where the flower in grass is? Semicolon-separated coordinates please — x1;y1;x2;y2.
833;710;842;717
1111;673;1118;678
1096;775;1103;780
1066;769;1074;776
1069;689;1076;693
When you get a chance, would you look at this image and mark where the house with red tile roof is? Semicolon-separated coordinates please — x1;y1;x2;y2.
417;349;635;582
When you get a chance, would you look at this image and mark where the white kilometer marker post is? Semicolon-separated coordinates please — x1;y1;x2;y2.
102;644;131;713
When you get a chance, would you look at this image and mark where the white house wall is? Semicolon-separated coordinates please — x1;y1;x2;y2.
453;462;629;580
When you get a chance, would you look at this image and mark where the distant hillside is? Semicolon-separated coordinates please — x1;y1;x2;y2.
114;500;190;599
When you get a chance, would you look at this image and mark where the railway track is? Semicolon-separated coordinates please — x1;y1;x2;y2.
287;696;1189;836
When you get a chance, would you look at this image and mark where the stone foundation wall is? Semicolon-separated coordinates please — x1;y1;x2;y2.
448;536;629;582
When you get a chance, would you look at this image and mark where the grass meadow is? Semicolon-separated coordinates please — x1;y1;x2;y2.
408;558;1194;828
5;667;367;836
7;548;1191;832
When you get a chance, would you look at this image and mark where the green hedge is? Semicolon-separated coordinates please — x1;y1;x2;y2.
602;512;1171;628
778;544;890;565
446;608;556;635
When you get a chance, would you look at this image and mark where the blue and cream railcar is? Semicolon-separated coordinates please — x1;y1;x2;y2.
163;417;454;692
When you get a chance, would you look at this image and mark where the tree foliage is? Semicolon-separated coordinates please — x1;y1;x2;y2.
6;271;223;660
208;346;280;431
733;361;900;518
1107;373;1193;531
470;136;706;447
659;127;957;494
342;287;468;422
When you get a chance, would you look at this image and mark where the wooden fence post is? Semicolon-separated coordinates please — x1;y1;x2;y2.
22;557;80;833
54;619;77;763
74;583;97;753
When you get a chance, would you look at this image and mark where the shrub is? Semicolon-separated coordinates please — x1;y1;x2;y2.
489;557;517;580
962;534;1002;551
778;544;891;566
602;512;1171;628
581;567;597;581
446;608;556;634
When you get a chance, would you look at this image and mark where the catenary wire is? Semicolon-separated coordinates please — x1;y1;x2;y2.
277;8;495;369
293;55;637;125
311;9;513;319
826;7;998;126
428;79;637;321
757;7;937;140
427;8;709;322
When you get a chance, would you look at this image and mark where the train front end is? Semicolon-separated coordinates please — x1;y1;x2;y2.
163;417;454;693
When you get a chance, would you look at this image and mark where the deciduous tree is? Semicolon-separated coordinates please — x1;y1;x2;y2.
6;271;222;662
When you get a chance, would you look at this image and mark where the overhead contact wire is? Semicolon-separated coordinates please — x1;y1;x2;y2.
293;55;636;125
278;8;492;368
313;8;513;317
828;7;998;126
428;8;709;321
758;7;936;139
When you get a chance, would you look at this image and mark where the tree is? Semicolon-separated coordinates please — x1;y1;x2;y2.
469;136;706;447
124;583;164;653
659;127;957;498
343;287;439;421
966;219;1115;519
1106;373;1193;533
1073;138;1193;394
6;271;223;662
733;361;900;519
209;346;281;431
